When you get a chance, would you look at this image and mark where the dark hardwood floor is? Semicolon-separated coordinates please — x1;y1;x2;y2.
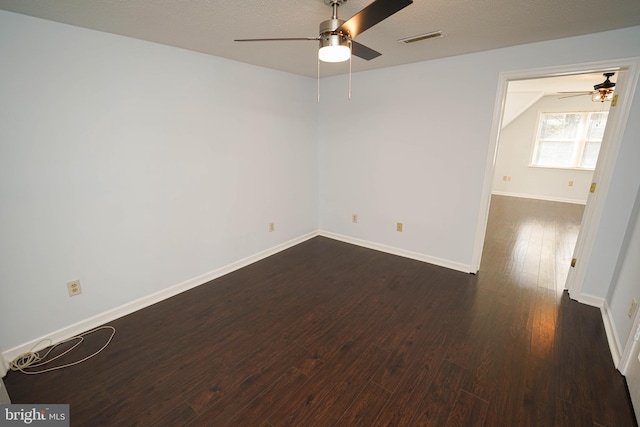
4;195;637;426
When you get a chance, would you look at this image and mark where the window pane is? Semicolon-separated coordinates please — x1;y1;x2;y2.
534;140;574;167
587;112;608;142
581;141;601;169
539;113;581;141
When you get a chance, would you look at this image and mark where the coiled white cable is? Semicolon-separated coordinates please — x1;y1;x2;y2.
9;326;116;375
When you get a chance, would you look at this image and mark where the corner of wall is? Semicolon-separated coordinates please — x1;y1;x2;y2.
0;377;11;404
601;298;623;368
0;355;7;378
319;230;473;273
1;231;320;367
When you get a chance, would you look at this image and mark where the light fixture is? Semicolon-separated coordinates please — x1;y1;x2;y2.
318;33;351;62
592;89;615;102
591;72;616;102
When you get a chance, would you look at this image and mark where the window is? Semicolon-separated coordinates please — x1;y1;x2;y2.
531;111;608;170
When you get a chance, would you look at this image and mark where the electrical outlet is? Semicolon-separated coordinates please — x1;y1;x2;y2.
629;298;638;318
352;214;358;223
503;176;507;181
507;176;512;181
568;180;574;187
397;222;403;232
269;222;275;232
67;280;82;297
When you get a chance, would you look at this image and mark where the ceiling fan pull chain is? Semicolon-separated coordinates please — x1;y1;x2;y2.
235;0;413;78
348;47;352;100
317;55;321;103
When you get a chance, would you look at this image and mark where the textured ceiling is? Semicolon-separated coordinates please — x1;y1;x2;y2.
1;0;639;78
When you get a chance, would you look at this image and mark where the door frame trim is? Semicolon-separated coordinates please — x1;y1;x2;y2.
471;58;640;304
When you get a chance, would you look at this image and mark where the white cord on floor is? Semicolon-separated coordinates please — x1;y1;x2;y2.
9;326;116;375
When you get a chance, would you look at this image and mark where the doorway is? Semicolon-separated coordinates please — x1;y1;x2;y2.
485;72;614;293
471;59;639;303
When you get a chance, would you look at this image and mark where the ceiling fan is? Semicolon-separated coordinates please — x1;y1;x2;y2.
559;72;616;102
234;0;413;64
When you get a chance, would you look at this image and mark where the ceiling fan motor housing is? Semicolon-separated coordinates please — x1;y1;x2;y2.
594;73;616;90
319;18;349;44
235;0;412;63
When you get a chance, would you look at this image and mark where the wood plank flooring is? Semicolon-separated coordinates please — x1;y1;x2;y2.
4;195;637;426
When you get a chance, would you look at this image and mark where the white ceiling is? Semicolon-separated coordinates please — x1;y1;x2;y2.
1;0;640;79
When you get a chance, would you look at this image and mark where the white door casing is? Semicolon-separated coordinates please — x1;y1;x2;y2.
472;58;640;306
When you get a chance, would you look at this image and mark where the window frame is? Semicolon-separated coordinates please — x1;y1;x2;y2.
529;110;608;171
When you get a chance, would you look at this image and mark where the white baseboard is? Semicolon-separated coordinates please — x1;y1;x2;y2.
578;293;605;308
319;230;472;273
601;300;622;368
555;290;623;370
491;191;587;205
1;231;319;371
619;311;640;375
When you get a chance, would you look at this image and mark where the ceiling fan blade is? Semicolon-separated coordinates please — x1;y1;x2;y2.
351;41;381;60
338;0;413;39
235;37;319;42
559;93;589;99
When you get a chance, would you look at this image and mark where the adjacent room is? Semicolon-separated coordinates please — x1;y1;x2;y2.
2;0;640;424
488;72;614;295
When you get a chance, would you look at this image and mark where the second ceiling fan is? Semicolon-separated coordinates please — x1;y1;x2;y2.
235;0;413;63
559;72;616;102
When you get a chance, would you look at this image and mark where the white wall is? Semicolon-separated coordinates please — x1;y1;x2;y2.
613;186;640;418
581;72;640;300
625;339;640;422
0;378;10;404
319;57;495;269
2;8;640;371
501;91;543;128
319;26;640;290
0;11;318;352
608;186;640;354
492;94;607;203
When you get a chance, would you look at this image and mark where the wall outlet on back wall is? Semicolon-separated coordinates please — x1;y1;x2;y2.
67;280;82;297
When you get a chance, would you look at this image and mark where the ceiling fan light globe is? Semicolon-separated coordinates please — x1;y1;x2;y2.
319;45;351;62
592;88;614;102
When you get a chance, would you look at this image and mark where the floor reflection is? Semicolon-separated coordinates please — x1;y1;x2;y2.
482;195;584;295
480;195;585;358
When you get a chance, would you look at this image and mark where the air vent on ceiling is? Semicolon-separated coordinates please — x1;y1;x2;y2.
398;30;446;44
